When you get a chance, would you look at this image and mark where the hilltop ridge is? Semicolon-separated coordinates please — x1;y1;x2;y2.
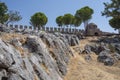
0;24;120;80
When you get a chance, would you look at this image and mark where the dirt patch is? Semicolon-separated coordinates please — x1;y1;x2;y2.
64;36;120;80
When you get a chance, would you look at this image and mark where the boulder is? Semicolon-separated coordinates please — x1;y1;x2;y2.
115;44;120;53
84;45;92;54
85;55;92;61
113;52;120;61
65;34;79;46
104;57;114;66
97;50;114;66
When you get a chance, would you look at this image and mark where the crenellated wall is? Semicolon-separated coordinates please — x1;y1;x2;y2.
6;24;84;34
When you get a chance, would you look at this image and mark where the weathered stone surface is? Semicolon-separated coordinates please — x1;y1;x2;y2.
21;29;35;35
0;24;19;33
0;69;7;80
104;57;114;66
97;50;114;66
98;37;120;43
83;39;120;66
0;24;11;33
24;34;75;79
0;30;79;80
115;44;120;53
113;52;120;61
65;34;80;46
0;39;14;69
85;55;92;61
8;73;23;80
83;45;92;54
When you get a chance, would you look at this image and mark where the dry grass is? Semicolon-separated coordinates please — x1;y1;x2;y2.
14;46;25;56
0;33;27;56
49;48;57;61
64;53;120;80
34;74;39;80
64;36;120;80
0;33;26;44
40;63;50;75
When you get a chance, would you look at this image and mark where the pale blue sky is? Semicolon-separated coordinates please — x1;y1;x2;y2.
2;0;116;33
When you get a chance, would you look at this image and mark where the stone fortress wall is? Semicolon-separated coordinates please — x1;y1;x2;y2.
85;23;114;36
6;24;84;34
5;23;113;36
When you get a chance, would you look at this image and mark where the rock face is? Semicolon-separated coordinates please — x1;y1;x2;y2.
82;36;120;66
0;23;11;33
97;50;114;66
0;30;80;80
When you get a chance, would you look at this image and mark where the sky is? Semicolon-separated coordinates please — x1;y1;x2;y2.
2;0;117;33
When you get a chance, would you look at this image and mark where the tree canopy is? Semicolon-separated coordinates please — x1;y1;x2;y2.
72;17;82;27
30;12;48;29
109;17;120;29
0;2;9;24
62;13;74;27
56;14;82;28
102;0;120;18
0;2;22;24
75;6;94;29
102;0;120;33
6;10;22;24
56;16;63;27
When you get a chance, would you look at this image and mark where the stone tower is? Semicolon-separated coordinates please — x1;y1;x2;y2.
85;23;102;36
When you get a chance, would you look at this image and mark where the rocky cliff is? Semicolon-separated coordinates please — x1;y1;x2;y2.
0;24;80;80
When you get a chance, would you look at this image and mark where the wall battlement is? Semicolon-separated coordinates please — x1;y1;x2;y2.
6;24;84;34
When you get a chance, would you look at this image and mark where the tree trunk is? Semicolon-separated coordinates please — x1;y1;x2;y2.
70;25;72;34
5;21;10;25
118;28;120;34
38;26;40;30
84;20;88;35
84;20;88;30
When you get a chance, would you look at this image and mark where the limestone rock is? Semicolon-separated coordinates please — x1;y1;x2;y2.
97;50;114;66
0;23;11;33
0;30;79;80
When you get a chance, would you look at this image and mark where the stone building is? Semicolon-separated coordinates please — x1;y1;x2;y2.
85;23;102;36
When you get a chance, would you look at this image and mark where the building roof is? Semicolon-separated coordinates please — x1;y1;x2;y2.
88;23;97;26
86;23;97;29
